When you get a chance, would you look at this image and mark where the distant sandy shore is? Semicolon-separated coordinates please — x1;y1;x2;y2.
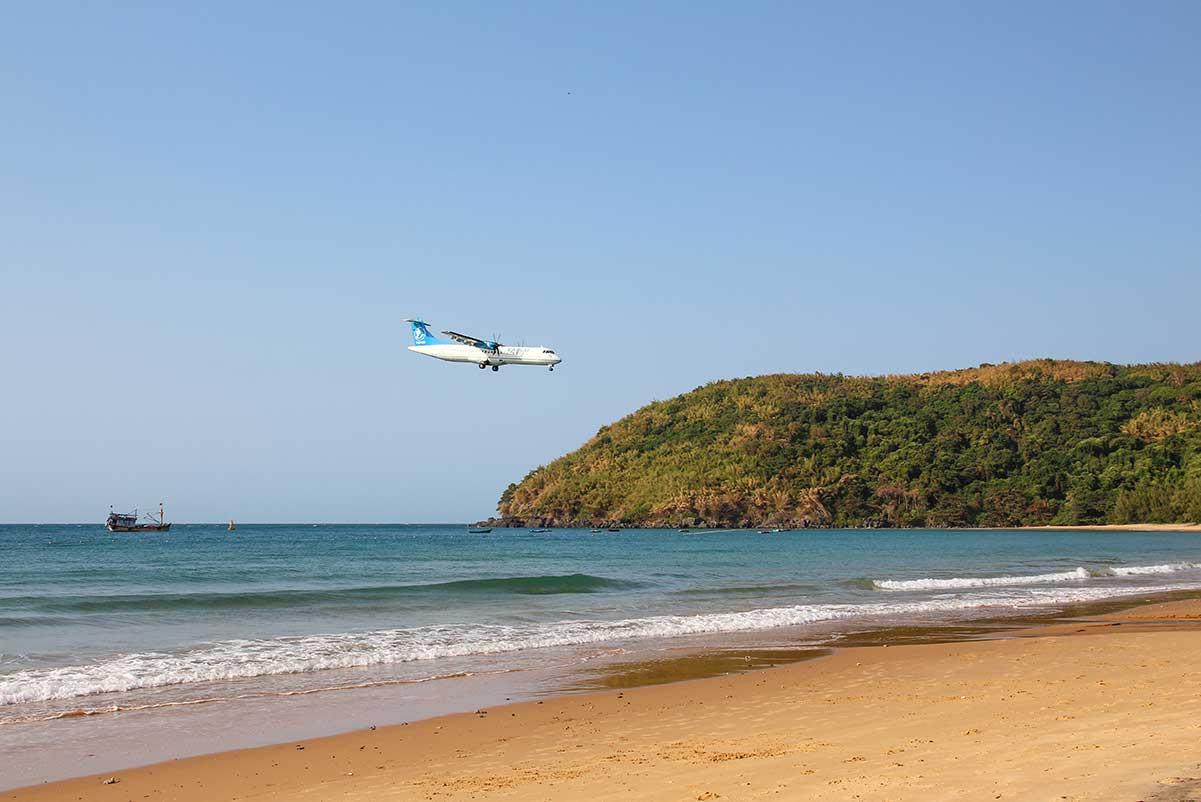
9;597;1201;801
1021;523;1201;532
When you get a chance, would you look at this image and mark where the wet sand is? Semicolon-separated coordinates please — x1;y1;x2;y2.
8;597;1201;801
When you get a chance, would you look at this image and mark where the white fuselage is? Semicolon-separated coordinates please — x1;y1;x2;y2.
408;343;561;368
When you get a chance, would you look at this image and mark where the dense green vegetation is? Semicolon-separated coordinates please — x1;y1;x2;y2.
495;360;1201;528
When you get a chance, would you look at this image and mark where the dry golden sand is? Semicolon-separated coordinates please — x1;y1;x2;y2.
8;600;1201;802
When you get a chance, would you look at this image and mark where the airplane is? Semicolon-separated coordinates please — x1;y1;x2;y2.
404;318;562;372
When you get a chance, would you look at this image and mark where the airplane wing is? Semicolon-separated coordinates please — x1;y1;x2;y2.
442;330;501;351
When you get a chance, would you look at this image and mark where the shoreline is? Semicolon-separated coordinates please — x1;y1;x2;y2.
1021;523;1201;532
479;522;1201;532
9;592;1201;800
10;526;1201;793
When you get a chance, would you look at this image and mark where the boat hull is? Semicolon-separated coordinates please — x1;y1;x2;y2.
106;523;172;532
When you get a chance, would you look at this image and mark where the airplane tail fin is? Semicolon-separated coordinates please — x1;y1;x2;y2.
405;318;446;346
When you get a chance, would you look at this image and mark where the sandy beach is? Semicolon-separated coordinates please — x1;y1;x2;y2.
8;597;1201;802
1021;524;1201;532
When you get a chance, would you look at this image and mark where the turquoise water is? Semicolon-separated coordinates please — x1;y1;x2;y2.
3;524;1200;729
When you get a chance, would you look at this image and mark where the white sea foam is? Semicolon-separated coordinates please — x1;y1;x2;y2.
0;670;493;724
874;568;1091;591
4;580;1200;706
874;562;1200;591
1109;562;1198;576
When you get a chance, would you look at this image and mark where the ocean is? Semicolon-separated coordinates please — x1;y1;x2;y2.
2;523;1200;786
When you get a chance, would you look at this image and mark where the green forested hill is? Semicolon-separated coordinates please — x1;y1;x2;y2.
494;360;1201;528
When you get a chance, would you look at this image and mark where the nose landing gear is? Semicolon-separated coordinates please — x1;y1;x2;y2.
549;366;555;372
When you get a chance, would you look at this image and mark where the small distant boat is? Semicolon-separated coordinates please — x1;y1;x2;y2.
106;503;171;533
228;519;236;532
530;528;551;533
590;528;604;533
607;527;621;533
467;527;493;534
758;529;771;534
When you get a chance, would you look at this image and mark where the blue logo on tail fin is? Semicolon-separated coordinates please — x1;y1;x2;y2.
407;318;446;346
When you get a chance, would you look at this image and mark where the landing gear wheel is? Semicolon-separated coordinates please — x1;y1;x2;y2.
491;365;499;372
478;363;486;369
549;366;554;372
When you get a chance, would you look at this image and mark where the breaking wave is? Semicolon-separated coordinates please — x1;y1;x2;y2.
874;568;1091;591
1109;562;1199;576
873;562;1199;591
5;580;1198;707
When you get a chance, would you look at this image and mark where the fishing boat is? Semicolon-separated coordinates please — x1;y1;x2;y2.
106;504;171;532
467;527;493;534
530;528;551;533
606;527;621;533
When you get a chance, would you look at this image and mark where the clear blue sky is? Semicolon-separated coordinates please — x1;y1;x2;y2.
2;2;1198;522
